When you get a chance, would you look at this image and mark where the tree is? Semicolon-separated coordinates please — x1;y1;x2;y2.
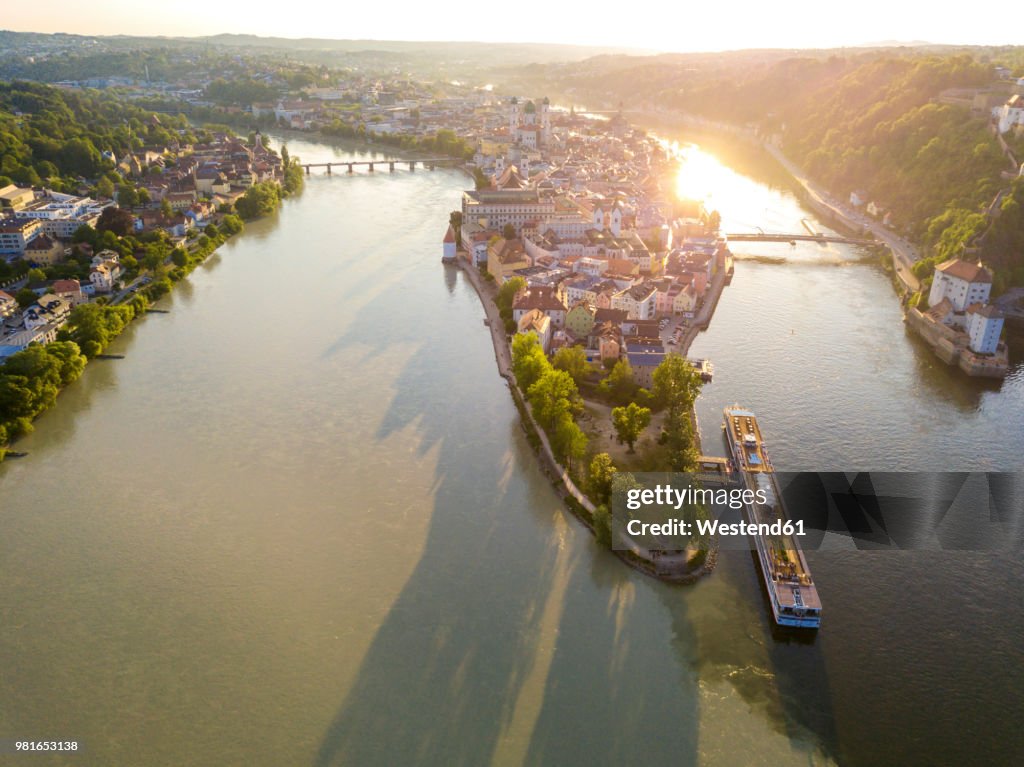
220;214;243;236
160;198;173;218
473;167;489;190
588;453;617;505
552;346;590;384
502;223;516;240
612;402;652;453
96;206;135;237
117;185;138;208
599;358;637;405
235;181;281;219
527;369;581;431
449;210;463;245
496;275;526;322
651;354;703;472
511;332;549;392
15;288;37;308
552;413;588;467
96;176;115;199
592;504;613;548
27;268;46;283
136;187;151;205
652;353;703;414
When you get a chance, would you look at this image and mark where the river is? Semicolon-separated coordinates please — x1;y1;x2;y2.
0;134;1020;766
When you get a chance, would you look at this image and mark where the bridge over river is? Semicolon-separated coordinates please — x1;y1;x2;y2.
725;232;877;246
301;158;456;174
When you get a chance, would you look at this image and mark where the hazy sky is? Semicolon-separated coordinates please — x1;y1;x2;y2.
3;1;1020;52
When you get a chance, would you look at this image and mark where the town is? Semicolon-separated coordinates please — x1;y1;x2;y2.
1;128;289;361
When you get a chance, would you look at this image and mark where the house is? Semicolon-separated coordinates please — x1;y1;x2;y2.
624;339;667;388
593;321;622;362
673;283;698;315
23;294;70;329
52;279;87;307
612;283;658;320
512;286;567;328
24;234;65;266
564;302;596;340
0;217;43;256
994;94;1024;134
89;250;123;294
0;184;35;211
486;237;531;284
928;259;992;312
966;303;1004;355
517;308;552;353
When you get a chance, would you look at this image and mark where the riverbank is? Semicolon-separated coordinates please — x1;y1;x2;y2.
0;190;293;460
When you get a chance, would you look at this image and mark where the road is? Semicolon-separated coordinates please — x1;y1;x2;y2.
763;143;921;293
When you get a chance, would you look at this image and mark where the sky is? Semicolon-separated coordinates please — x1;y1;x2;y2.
3;1;1021;53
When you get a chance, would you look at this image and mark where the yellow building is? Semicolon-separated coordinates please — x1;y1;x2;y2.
486;237;531;284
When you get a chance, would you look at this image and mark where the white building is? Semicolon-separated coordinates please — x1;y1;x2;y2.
966;303;1004;354
442;225;457;261
23;294;71;330
12;190;109;239
993;94;1024;134
928;259;992;313
461;189;555;234
612;284;658;320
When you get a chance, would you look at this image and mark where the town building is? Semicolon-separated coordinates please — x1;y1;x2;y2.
928;259;993;312
966;303;1004;355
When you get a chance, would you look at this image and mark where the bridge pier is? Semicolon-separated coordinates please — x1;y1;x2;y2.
409;161;415;171
304;165;310;175
347;163;353;173
369;162;374;172
389;161;395;172
428;163;435;171
326;164;331;175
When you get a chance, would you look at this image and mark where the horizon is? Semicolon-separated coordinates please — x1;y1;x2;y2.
3;1;1023;55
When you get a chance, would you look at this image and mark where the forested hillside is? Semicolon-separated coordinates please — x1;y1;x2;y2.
0;81;196;192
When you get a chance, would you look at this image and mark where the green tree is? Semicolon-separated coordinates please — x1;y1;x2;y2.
449;210;463;245
612;402;652;453
552;413;588;467
15;288;37;308
588;453;617;505
592;504;613;548
599;358;637;405
502;223;516;240
552;345;590;384
496;275;526;324
219;214;243;236
117;185;138;208
96;176;115;199
160;198;173;218
527;369;581;431
652;353;703;413
235;181;281;219
511;331;549;391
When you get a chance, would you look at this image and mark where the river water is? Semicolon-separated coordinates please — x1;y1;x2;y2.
0;134;1020;766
